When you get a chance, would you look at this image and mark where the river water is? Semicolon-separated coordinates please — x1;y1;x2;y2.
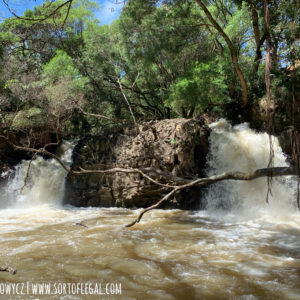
0;121;300;300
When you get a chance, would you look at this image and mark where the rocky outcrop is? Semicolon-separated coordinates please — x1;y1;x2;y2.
249;87;300;161
0;141;12;182
249;98;297;135
64;119;210;209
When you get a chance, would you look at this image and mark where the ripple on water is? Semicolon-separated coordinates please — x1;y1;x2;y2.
0;207;300;299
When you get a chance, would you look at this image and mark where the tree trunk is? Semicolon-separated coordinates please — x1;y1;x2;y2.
195;0;248;107
264;0;271;108
251;3;266;73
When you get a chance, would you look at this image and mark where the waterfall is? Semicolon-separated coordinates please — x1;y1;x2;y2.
0;121;296;216
0;141;74;209
203;119;297;217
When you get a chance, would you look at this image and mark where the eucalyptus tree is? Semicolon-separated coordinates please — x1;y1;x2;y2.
117;0;237;117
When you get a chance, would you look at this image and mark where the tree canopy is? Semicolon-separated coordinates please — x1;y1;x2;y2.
0;0;299;140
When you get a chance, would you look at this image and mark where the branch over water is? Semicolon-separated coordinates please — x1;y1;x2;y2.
0;135;298;227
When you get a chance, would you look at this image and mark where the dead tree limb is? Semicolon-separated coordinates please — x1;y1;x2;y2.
0;133;298;189
76;167;180;188
20;152;37;192
1;134;298;228
125;166;299;227
126;189;177;227
77;107;130;124
0;134;187;185
75;222;88;228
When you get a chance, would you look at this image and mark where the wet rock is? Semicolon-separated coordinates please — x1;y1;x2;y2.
64;119;211;209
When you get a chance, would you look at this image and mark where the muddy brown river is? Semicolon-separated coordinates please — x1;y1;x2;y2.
1;120;300;299
1;207;300;299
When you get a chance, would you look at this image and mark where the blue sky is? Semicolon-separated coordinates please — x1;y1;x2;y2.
95;0;123;24
0;0;122;24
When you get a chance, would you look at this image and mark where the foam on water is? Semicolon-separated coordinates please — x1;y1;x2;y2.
0;141;74;209
203;119;297;219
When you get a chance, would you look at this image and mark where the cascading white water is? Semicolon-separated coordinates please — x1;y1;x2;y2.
0;141;74;209
1;120;295;215
203;119;297;218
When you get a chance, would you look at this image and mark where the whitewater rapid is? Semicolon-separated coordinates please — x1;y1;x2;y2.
0;141;73;209
204;119;297;218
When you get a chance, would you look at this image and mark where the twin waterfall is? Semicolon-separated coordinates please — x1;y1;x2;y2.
2;119;295;213
0;120;299;300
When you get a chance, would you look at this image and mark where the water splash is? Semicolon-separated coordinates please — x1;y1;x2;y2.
204;119;297;218
0;141;74;209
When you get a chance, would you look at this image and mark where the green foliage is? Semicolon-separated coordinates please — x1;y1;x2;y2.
0;0;298;138
167;61;230;115
43;50;88;91
224;2;251;43
170;138;177;145
11;107;44;129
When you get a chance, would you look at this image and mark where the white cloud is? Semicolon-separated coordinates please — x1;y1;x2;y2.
95;1;123;25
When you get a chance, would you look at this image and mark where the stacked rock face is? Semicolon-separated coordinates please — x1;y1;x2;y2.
64;119;210;209
248;88;300;164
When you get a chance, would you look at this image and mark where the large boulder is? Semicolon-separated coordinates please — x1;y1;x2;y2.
64;119;210;209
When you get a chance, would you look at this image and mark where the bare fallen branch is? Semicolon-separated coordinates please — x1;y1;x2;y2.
77;107;130;124
75;167;184;188
0;135;188;189
20;152;37;192
1;134;299;228
117;77;137;125
0;135;71;173
75;222;88;228
0;134;188;186
125;189;177;227
125;166;299;227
